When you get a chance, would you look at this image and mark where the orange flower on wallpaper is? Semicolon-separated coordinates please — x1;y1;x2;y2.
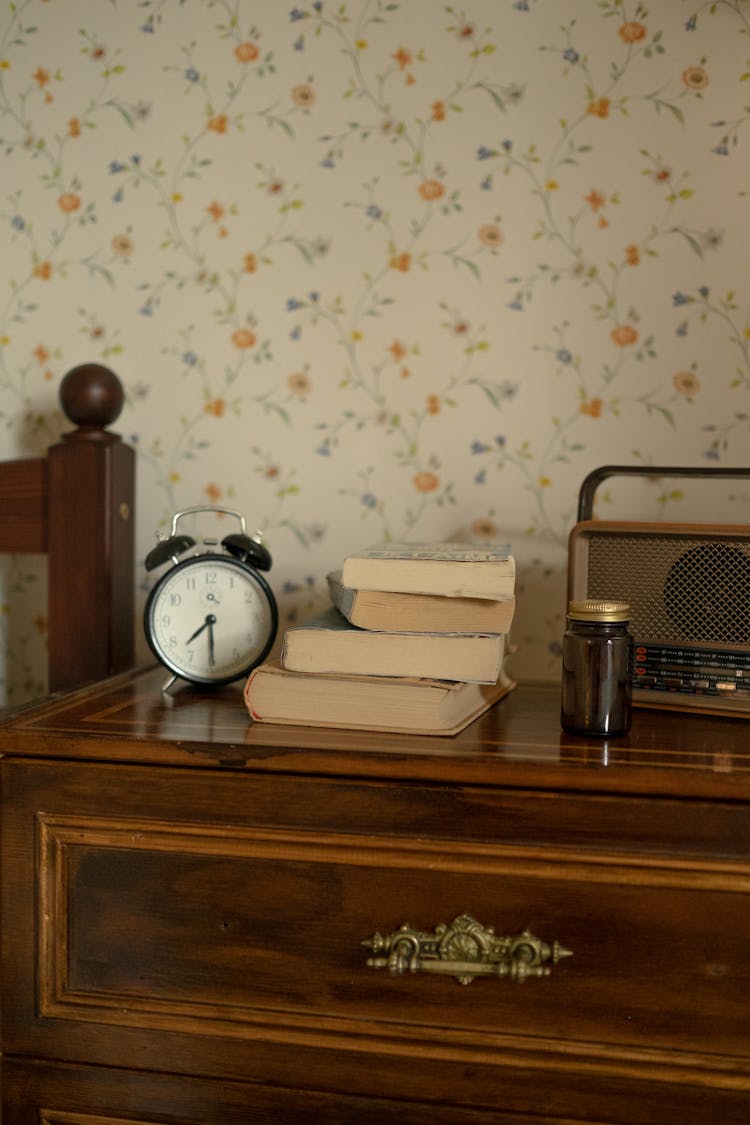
58;192;81;213
390;252;411;272
68;117;81;137
204;398;225;417
292;84;315;107
243;252;257;272
611;324;638;347
426;394;441;414
232;328;256;349
619;22;647;43
580;398;603;418
584;189;606;212
207;114;228;133
471;516;498;539
625;244;640;265
235;41;259;63
33;261;52;280
393;48;412;70
673;371;700;397
413;470;439;492
478;223;503;248
32;66;50;87
388;340;407;360
288;372;312;396
682;66;709;91
33;345;49;364
206;200;225;221
418;179;444;201
204;483;222;503
111;234;134;257
431;100;445;121
587;97;611;118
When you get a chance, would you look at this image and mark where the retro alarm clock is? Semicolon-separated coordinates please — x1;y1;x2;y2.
144;506;278;689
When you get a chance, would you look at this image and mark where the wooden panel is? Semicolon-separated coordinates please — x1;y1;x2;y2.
31;810;749;1062
47;436;134;690
0;456;47;552
0;1057;647;1125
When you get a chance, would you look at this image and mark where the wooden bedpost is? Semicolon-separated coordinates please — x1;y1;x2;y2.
46;364;135;691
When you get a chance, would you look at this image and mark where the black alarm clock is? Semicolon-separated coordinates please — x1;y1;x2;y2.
144;506;278;689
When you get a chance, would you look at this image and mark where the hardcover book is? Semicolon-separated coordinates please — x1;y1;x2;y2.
282;606;507;683
327;570;516;635
340;541;515;601
244;661;515;736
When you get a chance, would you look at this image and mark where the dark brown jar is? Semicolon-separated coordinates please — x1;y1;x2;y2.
560;599;633;736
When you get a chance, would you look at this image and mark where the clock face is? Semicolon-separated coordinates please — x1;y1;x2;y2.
144;554;277;684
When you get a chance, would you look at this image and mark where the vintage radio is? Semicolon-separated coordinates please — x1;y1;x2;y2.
567;465;750;715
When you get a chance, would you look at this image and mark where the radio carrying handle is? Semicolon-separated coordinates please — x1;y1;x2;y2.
576;464;750;523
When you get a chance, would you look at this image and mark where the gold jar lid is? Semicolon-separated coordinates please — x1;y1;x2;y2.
567;598;631;622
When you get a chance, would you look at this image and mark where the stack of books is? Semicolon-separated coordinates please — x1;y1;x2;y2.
244;541;517;735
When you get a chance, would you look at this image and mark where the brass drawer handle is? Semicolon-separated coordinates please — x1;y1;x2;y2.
363;913;572;985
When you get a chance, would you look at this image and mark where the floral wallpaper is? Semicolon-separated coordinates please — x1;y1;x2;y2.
1;0;749;706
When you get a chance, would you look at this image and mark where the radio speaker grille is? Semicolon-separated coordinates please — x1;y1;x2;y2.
584;532;750;648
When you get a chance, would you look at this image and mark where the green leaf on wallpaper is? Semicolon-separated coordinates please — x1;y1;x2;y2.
672;229;704;258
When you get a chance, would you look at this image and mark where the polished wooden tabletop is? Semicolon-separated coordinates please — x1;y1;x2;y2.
1;665;748;800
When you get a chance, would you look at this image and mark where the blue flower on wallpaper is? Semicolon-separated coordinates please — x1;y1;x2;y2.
556;348;572;364
698;286;710;297
290;9;305;21
480;175;493;190
713;143;729;155
286;297;302;310
366;204;382;220
471;440;491;453
474;469;487;483
11;215;25;231
294;37;304;51
182;351;198;366
109;161;127;174
494;436;507;447
477;146;495;160
361;492;377;508
185;68;199;83
563;48;579;64
685;17;697;31
672;292;691;306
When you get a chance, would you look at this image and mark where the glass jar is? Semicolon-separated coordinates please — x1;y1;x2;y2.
560;599;633;736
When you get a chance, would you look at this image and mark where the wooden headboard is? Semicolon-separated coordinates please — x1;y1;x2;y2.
0;364;135;693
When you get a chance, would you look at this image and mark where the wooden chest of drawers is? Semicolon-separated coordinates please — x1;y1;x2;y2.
1;668;749;1122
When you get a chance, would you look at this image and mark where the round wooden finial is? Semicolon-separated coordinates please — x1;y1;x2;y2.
59;363;125;430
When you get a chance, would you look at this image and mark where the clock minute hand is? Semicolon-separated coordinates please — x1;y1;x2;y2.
207;616;215;666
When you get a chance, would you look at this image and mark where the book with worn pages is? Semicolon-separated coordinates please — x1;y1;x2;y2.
340;541;515;601
282;606;506;683
327;570;516;635
244;661;516;736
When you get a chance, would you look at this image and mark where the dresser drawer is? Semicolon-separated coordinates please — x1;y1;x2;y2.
3;759;749;1122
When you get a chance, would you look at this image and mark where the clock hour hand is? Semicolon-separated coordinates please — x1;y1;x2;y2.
186;613;217;646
